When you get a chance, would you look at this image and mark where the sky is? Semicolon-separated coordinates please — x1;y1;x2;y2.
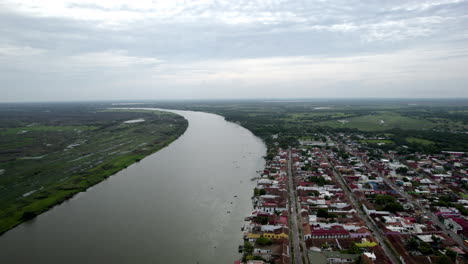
1;0;468;102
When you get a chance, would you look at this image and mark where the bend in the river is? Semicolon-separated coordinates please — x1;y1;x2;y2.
0;109;266;264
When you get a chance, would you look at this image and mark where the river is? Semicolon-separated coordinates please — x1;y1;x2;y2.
0;109;266;264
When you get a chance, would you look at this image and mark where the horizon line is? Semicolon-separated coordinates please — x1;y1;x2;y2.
2;97;468;104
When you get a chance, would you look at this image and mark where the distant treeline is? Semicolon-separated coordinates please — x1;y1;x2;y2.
133;100;468;153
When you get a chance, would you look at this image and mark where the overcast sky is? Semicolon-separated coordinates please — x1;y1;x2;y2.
1;0;468;102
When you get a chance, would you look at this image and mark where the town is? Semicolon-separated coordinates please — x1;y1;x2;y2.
237;133;468;264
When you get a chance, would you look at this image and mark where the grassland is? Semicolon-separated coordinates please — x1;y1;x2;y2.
0;105;188;235
315;113;434;131
405;137;434;145
137;99;468;151
361;139;395;144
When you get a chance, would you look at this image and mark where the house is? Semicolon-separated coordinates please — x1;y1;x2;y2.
363;252;376;261
310;225;351;239
435;207;461;218
444;217;468;234
247;231;289;241
257;202;286;213
252;244;283;262
350;227;371;238
263;231;288;240
308;251;360;264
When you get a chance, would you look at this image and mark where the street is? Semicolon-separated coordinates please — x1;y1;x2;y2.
322;148;401;264
288;149;308;264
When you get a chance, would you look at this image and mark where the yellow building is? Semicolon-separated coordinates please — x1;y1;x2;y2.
263;232;288;239
247;232;289;240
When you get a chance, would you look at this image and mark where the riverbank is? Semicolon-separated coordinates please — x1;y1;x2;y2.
0;107;188;235
238;148;291;263
0;109;265;264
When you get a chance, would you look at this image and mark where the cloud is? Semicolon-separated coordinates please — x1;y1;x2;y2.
70;50;162;68
0;0;468;101
390;0;465;12
0;44;45;56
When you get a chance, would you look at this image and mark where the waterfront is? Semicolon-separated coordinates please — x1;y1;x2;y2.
0;109;266;263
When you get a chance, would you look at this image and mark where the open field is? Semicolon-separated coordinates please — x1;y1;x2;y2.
360;139;395;144
136;99;468;152
405;137;434;145
315;113;435;131
0;104;187;234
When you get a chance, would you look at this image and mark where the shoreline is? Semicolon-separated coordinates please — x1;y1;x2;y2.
0;112;188;236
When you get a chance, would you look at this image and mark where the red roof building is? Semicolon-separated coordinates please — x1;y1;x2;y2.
310;225;351;239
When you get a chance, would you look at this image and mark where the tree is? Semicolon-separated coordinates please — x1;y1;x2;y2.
21;211;37;220
256;236;273;246
266;153;275;160
418;242;434;255
406;237;419;251
317;208;328;218
384;202;404;213
396;167;408;174
347;243;361;254
431;235;441;244
328;212;338;219
243;241;254;254
255;216;269;225
339;151;349;159
254;188;266;196
445;248;457;261
310;190;320;197
254;188;260;196
375;195;396;205
309;176;330;186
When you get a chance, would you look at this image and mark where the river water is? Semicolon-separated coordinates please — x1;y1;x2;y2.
0;109;266;264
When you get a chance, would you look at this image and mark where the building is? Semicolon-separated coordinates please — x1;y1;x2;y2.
445;217;468;235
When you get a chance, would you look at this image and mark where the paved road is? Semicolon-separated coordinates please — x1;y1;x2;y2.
287;150;308;264
321;149;401;264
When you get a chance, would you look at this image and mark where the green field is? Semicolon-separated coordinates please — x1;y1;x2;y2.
406;137;434;145
135;99;468;151
0;125;98;135
360;139;394;144
316;113;434;131
0;106;188;235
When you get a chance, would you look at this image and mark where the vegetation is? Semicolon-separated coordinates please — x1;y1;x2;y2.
256;236;273;246
255;215;269;225
316;208;337;219
140;99;468;152
316;112;434;131
346;243;362;254
254;188;266;196
0;104;188;235
373;195;404;213
308;176;331;186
